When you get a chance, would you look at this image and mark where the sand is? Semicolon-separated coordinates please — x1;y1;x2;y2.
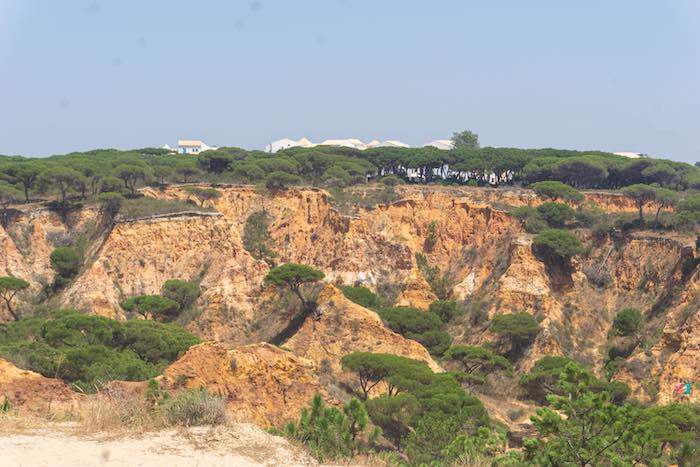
0;423;318;466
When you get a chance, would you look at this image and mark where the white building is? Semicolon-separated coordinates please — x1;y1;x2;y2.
424;139;454;150
613;151;643;159
265;137;413;153
177;140;217;155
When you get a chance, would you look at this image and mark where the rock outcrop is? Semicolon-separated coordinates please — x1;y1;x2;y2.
159;342;328;427
0;358;81;415
285;285;442;374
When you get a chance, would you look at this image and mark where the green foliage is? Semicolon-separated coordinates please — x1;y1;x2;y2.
338;285;381;310
520;355;578;404
161;279;200;311
365;393;419;449
284;394;376;461
0;181;23;209
621;183;658;224
50;246;81;278
445;344;513;376
162;388;226;426
265;171;301;191
490;312;540;356
451;129;480;149
428;300;462;323
377;307;452;356
1;395;10;414
525;363;664;466
264;263;324;308
613;308;644;336
0;311;199;392
0;276;30;320
532;228;584;260
121;294;180;321
531;181;583;202
97;191;124;214
184;186;221;203
242;211;277;264
415;253;453;300
442;426;508;466
536;202;575;228
340;352;432;399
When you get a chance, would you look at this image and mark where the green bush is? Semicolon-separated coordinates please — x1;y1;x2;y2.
533;228;584;260
613;308;643;336
284;394;376;461
428;300;462;323
121;294;180;321
50;247;81;278
242;211;277;263
339;285;381;310
161;279;200;311
162;388;227;426
365;393;419;449
415;253;453;299
536;202;575;228
378;307;452;356
0;311;199;392
490;313;539;356
531;181;583;202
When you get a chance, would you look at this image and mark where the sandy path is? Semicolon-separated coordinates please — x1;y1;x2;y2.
0;424;318;466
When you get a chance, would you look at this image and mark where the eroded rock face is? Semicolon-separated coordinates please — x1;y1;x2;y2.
285;285;442;374
158;342;327;427
0;358;81;415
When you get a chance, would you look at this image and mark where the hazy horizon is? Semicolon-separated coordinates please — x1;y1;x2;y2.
1;1;699;163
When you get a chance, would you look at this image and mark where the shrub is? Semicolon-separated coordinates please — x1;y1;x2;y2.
50;246;81;278
536;202;575;228
339;285;381;310
520;355;577;404
0;310;199;392
184;186;221;202
365;393;419;450
242;211;277;263
121;295;180;321
415;253;453;299
162;388;227;426
428;300;462;323
285;394;376;461
613;308;643;336
0;276;30;320
532;229;584;260
97;192;124;215
265;171;301;191
378;307;451;356
445;345;512;376
531;181;583;202
490;313;539;356
161;279;200;311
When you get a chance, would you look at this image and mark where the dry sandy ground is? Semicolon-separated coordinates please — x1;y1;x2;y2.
0;423;319;466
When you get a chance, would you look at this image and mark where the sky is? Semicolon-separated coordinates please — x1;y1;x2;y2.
0;1;699;162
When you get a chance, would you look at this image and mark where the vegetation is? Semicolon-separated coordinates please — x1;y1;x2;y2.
531;180;583;202
445;344;512;376
622;183;658;225
121;295;180;321
338;285;381;310
161;279;200;311
451;129;480;149
264;263;324;315
428;300;462;323
242;211;277;264
490;312;540;357
0;310;199;391
612;308;644;336
284;394;378;461
0;276;30;320
377;307;452;356
415;253;453;300
162;388;227;426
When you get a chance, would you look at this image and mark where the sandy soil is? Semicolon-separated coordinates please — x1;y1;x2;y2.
0;423;318;466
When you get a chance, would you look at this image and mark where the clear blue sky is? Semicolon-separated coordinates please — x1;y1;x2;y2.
1;1;699;162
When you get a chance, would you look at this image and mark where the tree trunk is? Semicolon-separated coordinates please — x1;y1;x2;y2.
638;203;644;226
1;293;19;320
654;205;662;229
